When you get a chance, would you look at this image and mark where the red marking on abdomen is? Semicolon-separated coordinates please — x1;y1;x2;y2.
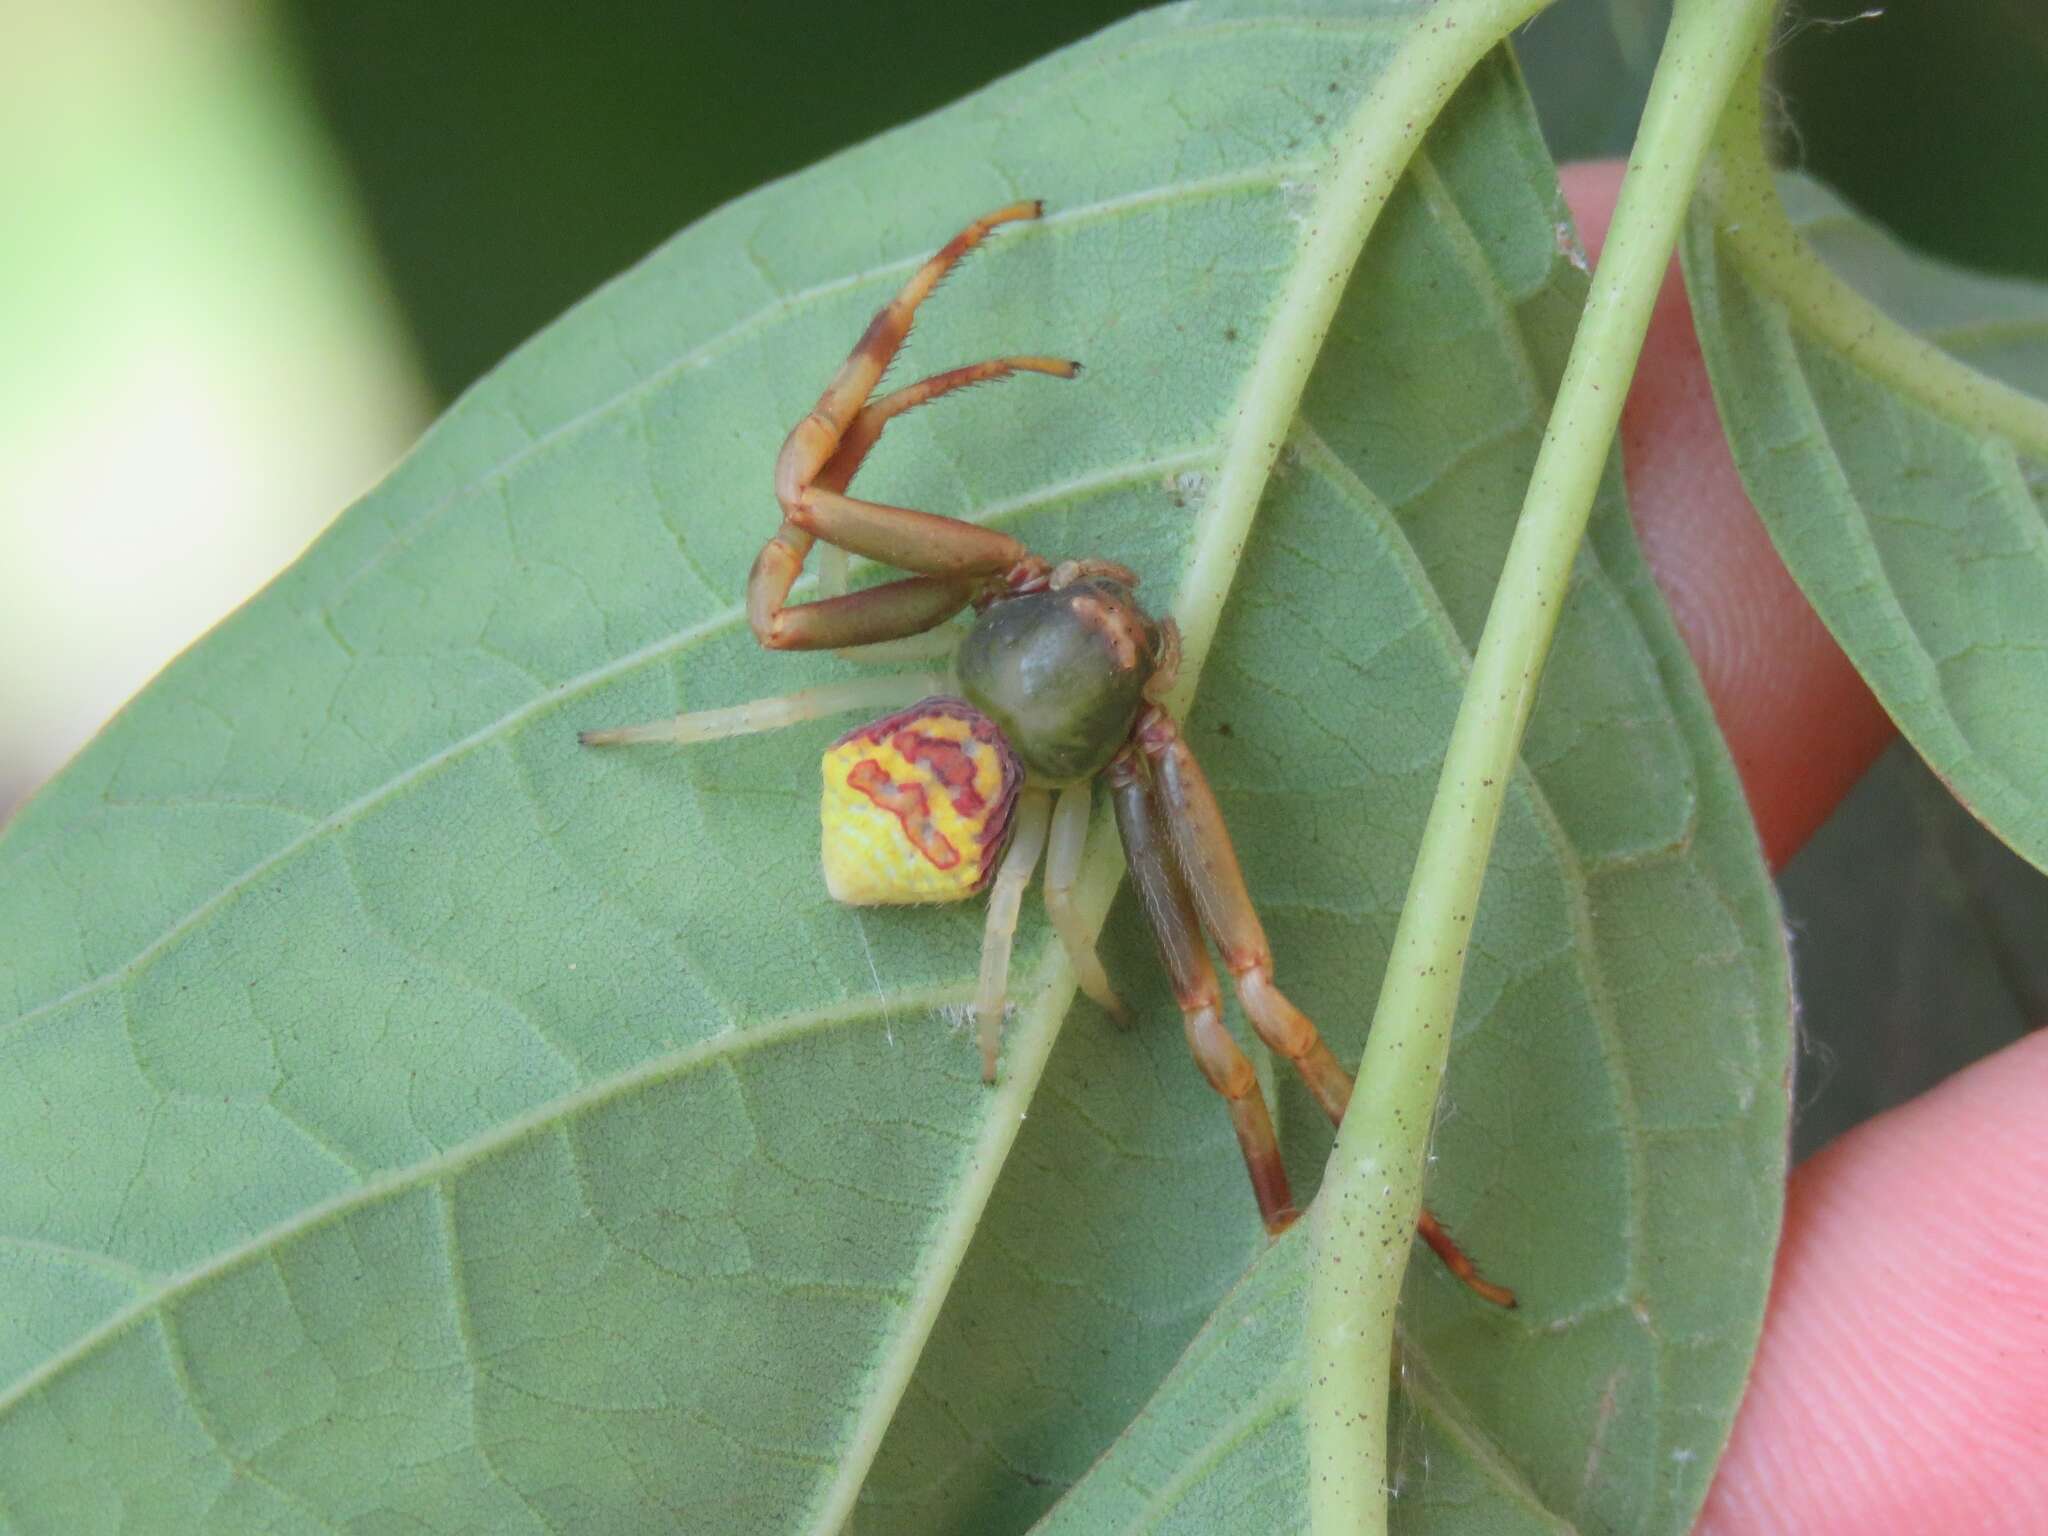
889;729;987;817
847;760;961;870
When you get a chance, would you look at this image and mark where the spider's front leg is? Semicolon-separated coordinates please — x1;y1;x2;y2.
749;201;1081;652
1130;704;1517;1308
583;205;1077;745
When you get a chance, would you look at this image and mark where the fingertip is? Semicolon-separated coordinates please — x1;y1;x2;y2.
1557;159;1896;870
1699;1030;2048;1534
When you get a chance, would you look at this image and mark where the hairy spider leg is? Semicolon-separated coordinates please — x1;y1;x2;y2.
811;356;1082;663
821;357;1085;547
749;202;1079;651
1416;1209;1517;1310
974;788;1053;1081
1044;782;1131;1024
586;364;1082;741
786;201;1048;491
1131;703;1516;1307
1112;748;1297;1232
1136;708;1353;1119
584;352;1086;744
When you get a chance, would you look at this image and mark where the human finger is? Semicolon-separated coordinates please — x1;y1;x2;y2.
1557;160;1896;869
1696;1028;2048;1534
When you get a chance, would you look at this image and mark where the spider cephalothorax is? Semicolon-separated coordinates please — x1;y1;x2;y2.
957;571;1163;783
580;203;1513;1307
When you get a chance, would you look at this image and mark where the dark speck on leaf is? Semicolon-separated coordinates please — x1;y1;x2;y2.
1217;722;1234;738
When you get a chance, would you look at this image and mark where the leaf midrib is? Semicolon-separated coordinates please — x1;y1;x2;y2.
817;19;1555;1522
1700;108;2048;460
1287;423;1662;1520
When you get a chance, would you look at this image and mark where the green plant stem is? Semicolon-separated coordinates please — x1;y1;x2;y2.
1303;2;1778;1531
1171;0;1550;697
1699;46;2048;462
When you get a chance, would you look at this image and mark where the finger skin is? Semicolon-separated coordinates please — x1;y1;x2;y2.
1696;1029;2048;1535
1557;162;1896;871
1560;162;2048;1530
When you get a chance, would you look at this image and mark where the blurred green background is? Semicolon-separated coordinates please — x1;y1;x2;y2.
4;0;2043;1159
287;0;2048;401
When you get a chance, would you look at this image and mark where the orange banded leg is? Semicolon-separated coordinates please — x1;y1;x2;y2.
796;488;1031;582
774;201;1046;508
751;202;1063;651
786;356;1074;584
1136;705;1515;1308
1111;750;1296;1233
822;357;1080;497
746;532;974;653
803;356;1082;659
1418;1209;1517;1310
1136;707;1354;1122
751;353;1046;652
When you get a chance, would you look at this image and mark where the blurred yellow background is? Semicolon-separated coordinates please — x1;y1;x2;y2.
0;0;428;814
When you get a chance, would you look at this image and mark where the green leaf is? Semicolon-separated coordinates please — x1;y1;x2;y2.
1782;744;2048;1163
1027;39;1788;1535
1683;84;2048;873
1302;5;1776;1526
0;5;1787;1531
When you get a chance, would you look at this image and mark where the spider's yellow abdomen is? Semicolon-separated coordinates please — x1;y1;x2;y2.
820;699;1023;905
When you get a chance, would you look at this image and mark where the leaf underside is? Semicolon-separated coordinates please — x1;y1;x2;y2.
1024;44;1788;1536
0;5;1787;1533
1684;173;2048;873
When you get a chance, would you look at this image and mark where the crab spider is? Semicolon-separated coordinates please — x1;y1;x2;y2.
581;202;1513;1308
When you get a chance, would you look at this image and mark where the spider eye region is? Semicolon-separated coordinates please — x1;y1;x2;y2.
819;699;1023;905
956;578;1159;782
